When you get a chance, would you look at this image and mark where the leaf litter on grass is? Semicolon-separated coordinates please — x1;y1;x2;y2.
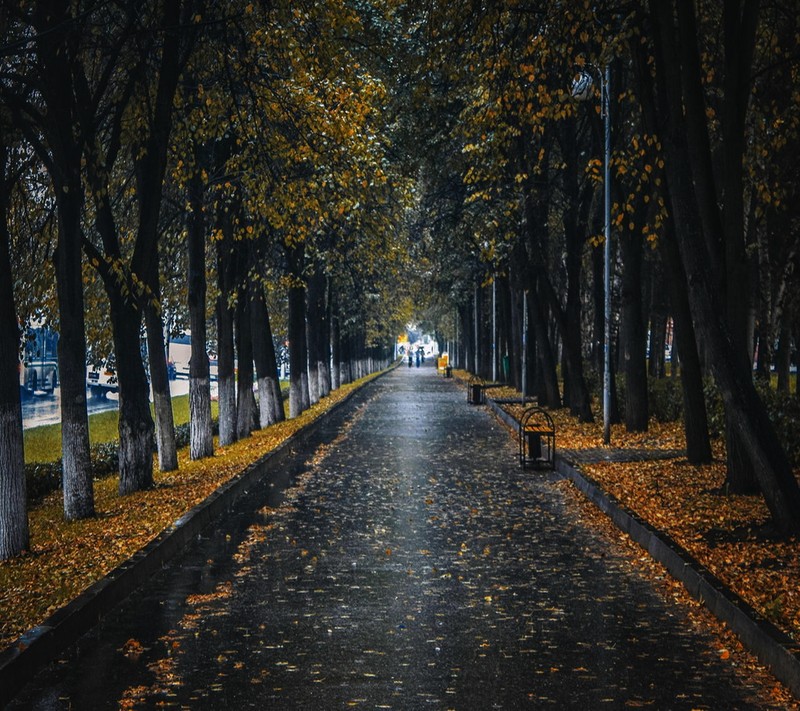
0;374;381;651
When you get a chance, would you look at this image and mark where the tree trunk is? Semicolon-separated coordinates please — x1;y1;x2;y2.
235;283;257;439
660;213;713;463
339;324;352;386
620;234;649;432
508;283;522;392
0;158;29;559
319;277;332;397
287;244;310;417
216;233;237;446
720;0;761;493
306;271;322;405
109;292;155;495
31;4;94;520
753;219;772;382
145;303;178;470
251;286;284;427
648;260;669;379
187;175;213;459
330;291;341;390
56;192;95;516
776;323;791;394
130;0;182;474
771;235;798;394
530;284;560;407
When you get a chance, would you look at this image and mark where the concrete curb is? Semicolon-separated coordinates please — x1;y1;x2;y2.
0;366;395;707
482;393;800;699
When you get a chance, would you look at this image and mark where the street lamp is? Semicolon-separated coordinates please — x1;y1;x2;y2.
572;62;612;444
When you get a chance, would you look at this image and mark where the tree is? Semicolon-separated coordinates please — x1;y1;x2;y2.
0;123;29;560
21;1;96;520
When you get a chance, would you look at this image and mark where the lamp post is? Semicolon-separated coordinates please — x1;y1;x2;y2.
492;277;497;382
572;62;612;444
521;290;528;406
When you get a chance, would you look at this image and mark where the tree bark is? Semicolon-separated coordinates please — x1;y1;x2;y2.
0;146;29;559
529;283;560;407
306;271;323;405
648;259;669;379
287;243;310;417
251;286;284;427
106;290;155;495
30;2;94;519
660;214;713;463
619;234;649;431
330;290;341;390
130;0;183;474
145;297;178;470
216;234;237;446
235;280;257;439
187;173;213;459
319;277;332;396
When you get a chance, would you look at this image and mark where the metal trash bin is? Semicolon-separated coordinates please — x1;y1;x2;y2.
467;376;485;404
518;406;555;469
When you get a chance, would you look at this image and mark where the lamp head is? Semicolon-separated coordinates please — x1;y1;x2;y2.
571;71;594;101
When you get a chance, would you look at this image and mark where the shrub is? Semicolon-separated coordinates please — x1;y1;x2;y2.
174;422;191;449
648;376;683;423
703;377;800;468
90;441;119;478
702;378;725;438
25;461;62;504
755;383;800;468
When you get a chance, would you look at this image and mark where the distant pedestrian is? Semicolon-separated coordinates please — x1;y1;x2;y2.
408;353;413;367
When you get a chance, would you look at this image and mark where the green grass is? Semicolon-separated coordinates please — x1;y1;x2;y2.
23;394;199;464
24;381;294;464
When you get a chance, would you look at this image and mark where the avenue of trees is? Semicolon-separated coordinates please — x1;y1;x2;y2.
1;0;799;560
0;0;414;559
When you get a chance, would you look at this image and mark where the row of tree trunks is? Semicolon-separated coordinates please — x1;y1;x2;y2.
629;21;713;464
649;0;800;535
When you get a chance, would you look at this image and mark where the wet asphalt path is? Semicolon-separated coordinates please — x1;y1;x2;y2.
12;363;772;709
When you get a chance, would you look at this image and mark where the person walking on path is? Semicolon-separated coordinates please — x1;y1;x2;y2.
11;364;781;709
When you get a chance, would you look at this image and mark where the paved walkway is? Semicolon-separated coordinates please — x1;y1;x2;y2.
12;364;776;709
